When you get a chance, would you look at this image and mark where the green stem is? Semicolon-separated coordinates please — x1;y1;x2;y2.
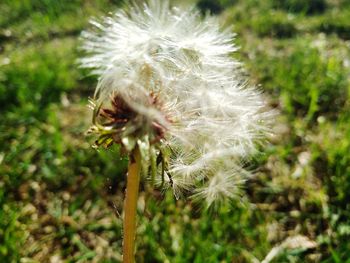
123;147;141;263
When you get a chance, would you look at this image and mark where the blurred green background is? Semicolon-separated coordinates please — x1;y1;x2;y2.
1;0;350;262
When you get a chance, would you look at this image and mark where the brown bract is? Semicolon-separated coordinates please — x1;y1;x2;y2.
92;92;168;149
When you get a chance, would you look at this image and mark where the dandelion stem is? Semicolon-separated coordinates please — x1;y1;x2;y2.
123;147;141;263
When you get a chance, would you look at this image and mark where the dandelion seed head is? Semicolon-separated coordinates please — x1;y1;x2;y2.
80;0;273;207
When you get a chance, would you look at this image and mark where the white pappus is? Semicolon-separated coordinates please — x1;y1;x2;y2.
80;0;272;208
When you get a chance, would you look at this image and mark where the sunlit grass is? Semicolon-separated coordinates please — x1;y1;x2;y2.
1;0;349;262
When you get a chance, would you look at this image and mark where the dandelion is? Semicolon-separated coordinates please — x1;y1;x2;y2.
80;1;271;262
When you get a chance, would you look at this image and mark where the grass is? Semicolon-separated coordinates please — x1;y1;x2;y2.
1;0;349;262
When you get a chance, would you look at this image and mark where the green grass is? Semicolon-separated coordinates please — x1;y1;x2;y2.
1;0;350;262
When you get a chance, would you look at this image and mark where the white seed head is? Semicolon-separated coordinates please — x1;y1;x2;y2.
80;0;272;207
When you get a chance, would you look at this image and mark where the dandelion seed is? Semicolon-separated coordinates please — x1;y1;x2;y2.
80;0;271;207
